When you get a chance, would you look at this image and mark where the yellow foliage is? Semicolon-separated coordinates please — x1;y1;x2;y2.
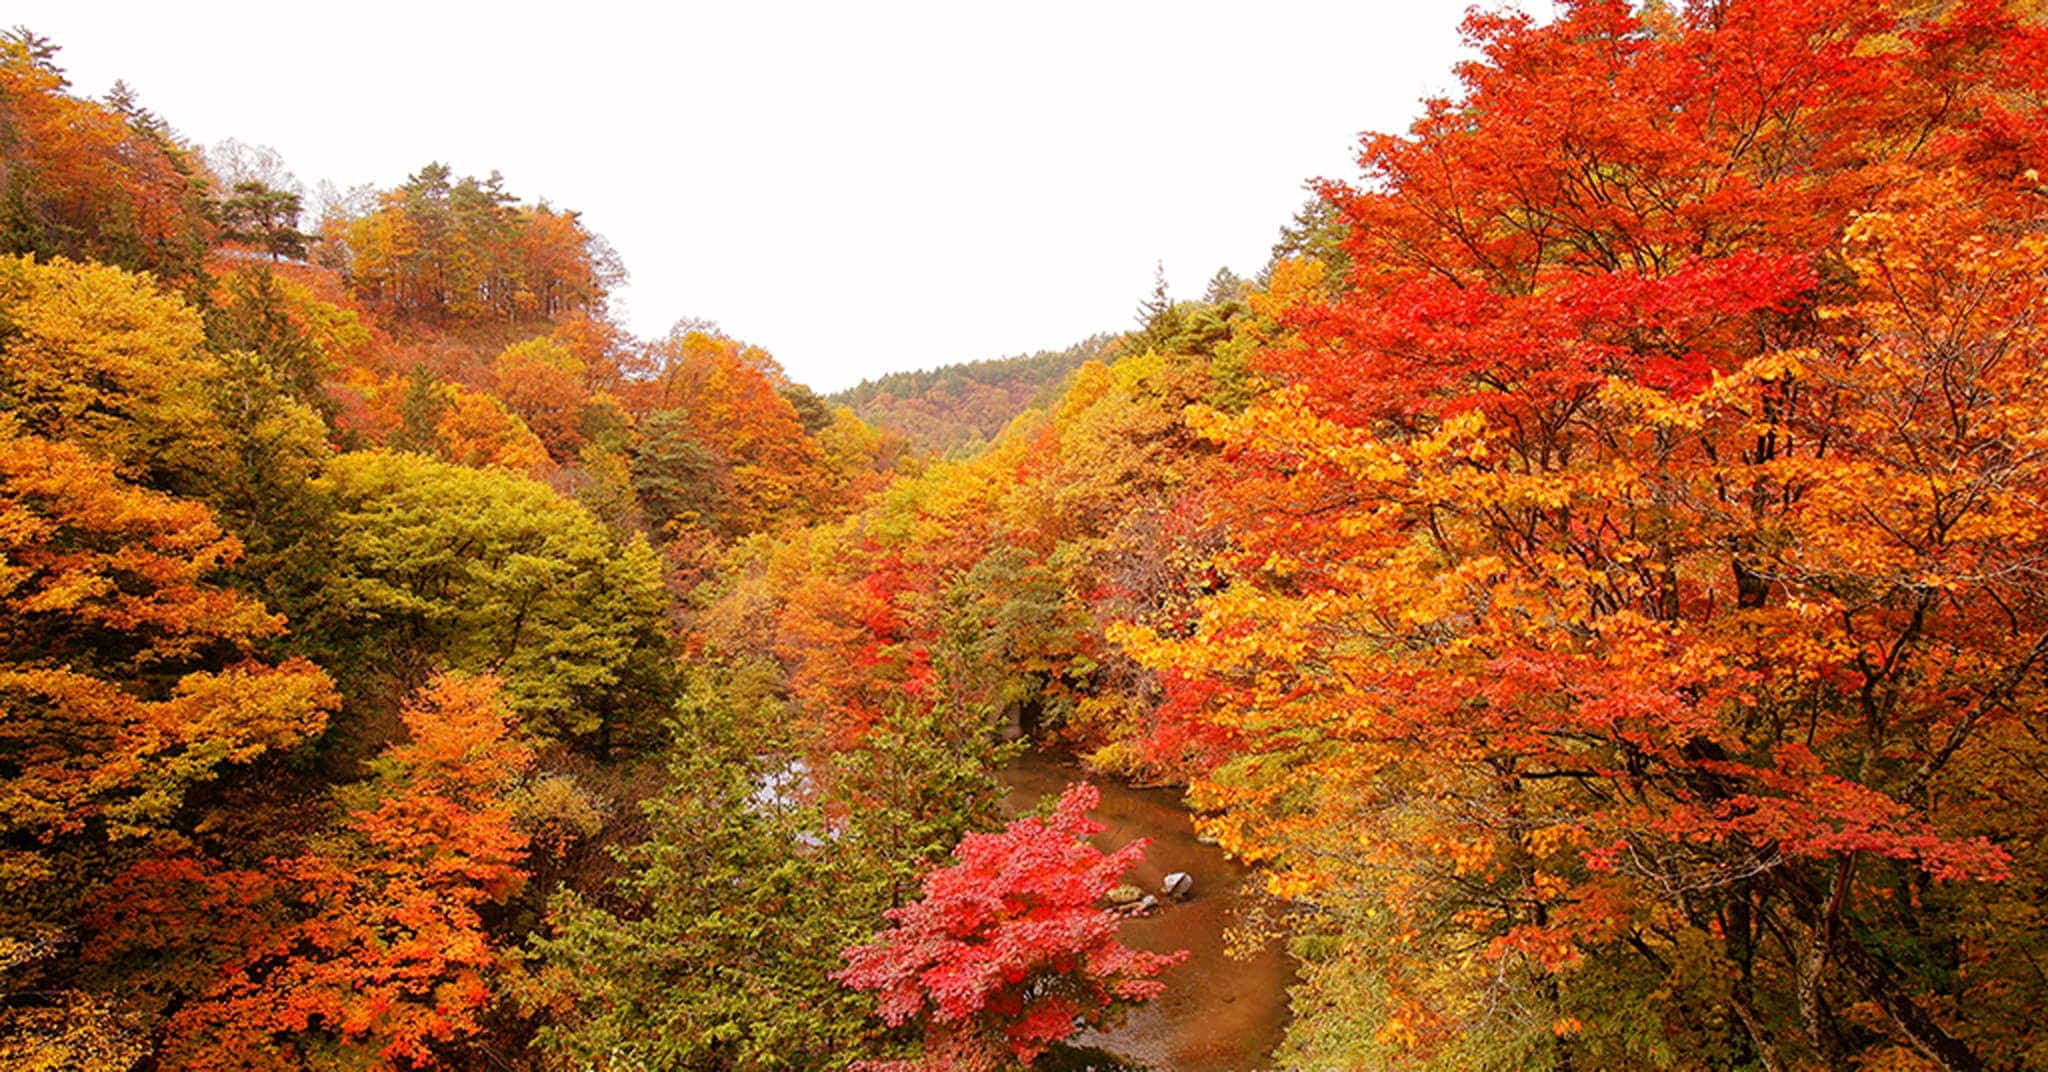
0;255;212;474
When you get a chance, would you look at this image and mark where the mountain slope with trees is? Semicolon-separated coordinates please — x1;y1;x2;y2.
830;335;1114;456
4;3;2048;1070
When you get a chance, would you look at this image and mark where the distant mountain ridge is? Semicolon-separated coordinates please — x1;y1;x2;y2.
829;334;1114;455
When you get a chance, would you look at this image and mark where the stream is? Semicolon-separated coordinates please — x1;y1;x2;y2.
999;750;1295;1072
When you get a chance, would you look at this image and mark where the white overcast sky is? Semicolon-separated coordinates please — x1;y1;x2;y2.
15;1;1503;392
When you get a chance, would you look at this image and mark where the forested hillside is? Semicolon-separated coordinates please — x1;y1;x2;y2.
5;2;2048;1071
830;334;1115;456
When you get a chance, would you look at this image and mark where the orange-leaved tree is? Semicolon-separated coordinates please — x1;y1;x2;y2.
0;420;337;1065
141;673;533;1070
1118;2;2048;1069
626;328;832;537
0;30;214;287
0;421;336;899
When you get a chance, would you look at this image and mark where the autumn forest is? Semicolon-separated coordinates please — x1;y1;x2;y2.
4;2;2048;1070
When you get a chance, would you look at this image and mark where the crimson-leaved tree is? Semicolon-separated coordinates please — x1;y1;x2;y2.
836;782;1183;1070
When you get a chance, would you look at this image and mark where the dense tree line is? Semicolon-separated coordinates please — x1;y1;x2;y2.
831;335;1115;456
0;28;966;1071
5;2;2048;1070
693;2;2048;1069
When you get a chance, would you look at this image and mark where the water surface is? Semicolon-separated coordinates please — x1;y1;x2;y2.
1000;751;1294;1072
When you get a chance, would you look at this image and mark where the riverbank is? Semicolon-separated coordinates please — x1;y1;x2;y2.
999;750;1294;1072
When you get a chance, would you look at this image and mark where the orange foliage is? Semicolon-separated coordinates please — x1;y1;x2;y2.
149;674;533;1070
1115;2;2048;1066
630;329;831;535
490;337;589;460
435;384;550;475
0;35;213;284
324;164;615;329
0;422;336;953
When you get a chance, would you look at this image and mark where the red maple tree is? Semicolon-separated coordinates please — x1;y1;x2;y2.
836;782;1183;1068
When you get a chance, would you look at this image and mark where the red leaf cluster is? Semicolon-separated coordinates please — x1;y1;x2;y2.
837;782;1183;1065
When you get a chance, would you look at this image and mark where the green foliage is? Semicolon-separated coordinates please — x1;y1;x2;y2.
390;365;448;456
1127;294;1247;363
830;703;1016;896
509;771;612;858
215;180;308;260
938;543;1090;733
779;381;834;436
186;346;331;561
629;408;724;537
1261;195;1349;283
285;451;672;749
526;667;1005;1071
202;265;341;418
574;441;644;533
1202;266;1245;304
